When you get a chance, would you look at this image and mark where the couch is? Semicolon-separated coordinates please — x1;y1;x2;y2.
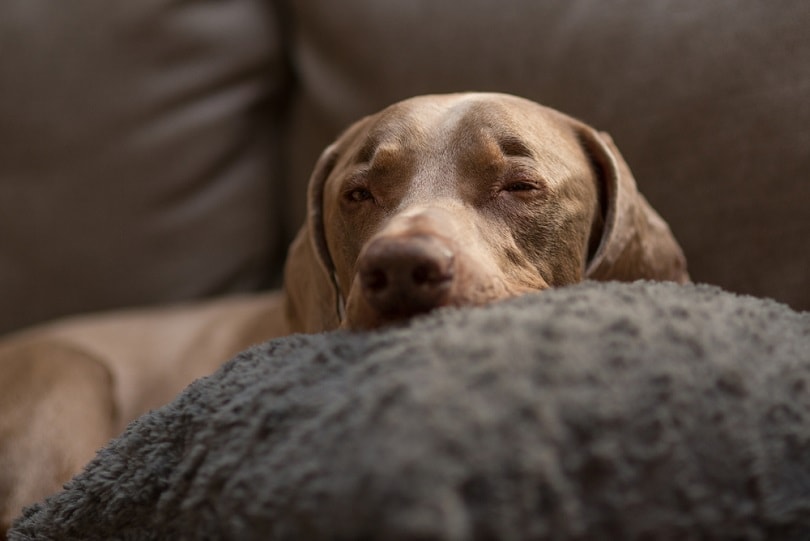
1;1;807;336
2;0;809;538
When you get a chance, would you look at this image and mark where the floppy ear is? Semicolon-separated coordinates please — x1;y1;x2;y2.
580;127;690;283
282;144;343;333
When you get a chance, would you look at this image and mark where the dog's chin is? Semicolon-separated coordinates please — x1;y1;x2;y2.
340;280;547;331
341;295;440;331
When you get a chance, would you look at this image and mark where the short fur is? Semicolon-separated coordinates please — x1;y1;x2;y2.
284;93;688;331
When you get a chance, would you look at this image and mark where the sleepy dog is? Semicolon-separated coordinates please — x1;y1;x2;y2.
286;92;688;331
0;92;687;531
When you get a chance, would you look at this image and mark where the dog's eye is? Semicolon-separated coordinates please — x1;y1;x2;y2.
346;187;373;203
502;181;539;193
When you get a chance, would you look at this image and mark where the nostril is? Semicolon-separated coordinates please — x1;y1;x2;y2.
412;264;430;286
364;268;388;292
411;261;449;286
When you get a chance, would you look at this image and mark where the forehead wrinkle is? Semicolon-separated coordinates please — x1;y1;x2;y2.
451;98;591;189
430;102;521;183
444;100;536;162
451;97;577;154
356;108;438;167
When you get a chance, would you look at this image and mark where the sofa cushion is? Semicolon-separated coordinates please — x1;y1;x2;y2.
0;0;285;334
284;0;810;310
10;282;810;539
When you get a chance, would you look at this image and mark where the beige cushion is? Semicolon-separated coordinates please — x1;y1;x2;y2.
0;0;285;334
285;0;810;310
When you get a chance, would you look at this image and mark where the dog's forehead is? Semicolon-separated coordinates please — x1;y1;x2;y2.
345;94;578;161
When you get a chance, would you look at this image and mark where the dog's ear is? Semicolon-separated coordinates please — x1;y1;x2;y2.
283;143;343;333
578;127;689;283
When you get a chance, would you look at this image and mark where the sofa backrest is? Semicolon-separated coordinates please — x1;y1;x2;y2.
0;0;287;334
1;0;807;335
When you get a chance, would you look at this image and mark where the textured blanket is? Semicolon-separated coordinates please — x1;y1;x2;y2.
10;282;810;540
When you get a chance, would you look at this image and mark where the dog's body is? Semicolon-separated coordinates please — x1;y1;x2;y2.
0;93;687;531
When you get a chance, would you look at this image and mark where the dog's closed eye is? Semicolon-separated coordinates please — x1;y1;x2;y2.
345;187;373;203
342;170;376;205
495;169;548;201
502;180;540;193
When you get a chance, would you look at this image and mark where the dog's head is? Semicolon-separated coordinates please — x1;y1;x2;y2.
284;93;688;332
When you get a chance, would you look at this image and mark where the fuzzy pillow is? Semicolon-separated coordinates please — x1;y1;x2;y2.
10;282;810;540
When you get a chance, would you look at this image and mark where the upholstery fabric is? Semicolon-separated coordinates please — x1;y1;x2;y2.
284;0;810;310
10;282;810;540
1;2;807;324
0;0;286;334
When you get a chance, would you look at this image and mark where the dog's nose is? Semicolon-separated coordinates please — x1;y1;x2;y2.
358;235;455;319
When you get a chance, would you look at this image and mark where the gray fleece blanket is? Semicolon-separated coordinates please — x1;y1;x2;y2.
10;282;810;540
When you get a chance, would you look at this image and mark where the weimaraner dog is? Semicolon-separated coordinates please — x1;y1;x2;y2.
0;92;687;531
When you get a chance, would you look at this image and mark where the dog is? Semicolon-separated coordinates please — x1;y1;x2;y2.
0;92;687;531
